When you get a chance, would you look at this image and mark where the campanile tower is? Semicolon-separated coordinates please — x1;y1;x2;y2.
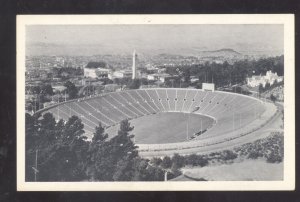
132;50;137;79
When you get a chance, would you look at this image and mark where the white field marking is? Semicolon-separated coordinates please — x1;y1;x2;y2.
126;91;151;114
108;94;139;117
102;96;131;119
136;90;157;113
175;89;178;111
50;104;71;118
217;98;258;119
187;90;199;112
197;91;210;111
63;103;99;127
227;97;256;115
144;89;161;111
155;89;167;112
190;90;207;112
165;89;171;111
205;94;229;115
52;105;70;120
83;99;116;124
215;94;239;115
181;89;188;112
81;120;97;132
83;101;116;124
208;93;235;116
74;102;110;125
97;98;126;122
84;126;95;135
118;93;146;116
201;93;218;114
144;90;160;112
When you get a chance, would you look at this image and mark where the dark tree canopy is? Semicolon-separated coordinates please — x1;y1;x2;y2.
270;94;277;103
86;61;107;68
64;81;78;99
164;55;284;88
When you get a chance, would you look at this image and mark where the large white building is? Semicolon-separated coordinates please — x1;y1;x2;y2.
247;70;283;88
112;70;133;79
147;73;175;83
84;67;110;79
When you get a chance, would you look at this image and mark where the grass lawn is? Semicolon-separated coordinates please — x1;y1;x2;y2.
106;112;214;144
181;159;283;181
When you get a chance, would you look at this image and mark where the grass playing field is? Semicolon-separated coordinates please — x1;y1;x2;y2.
106;112;214;144
179;159;283;181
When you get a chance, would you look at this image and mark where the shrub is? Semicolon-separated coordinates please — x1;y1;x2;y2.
161;156;172;169
221;150;238;161
150;157;162;166
171;153;185;168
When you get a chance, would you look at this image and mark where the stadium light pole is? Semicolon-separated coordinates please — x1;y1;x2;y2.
31;149;39;182
34;95;37;113
232;108;235;131
57;105;60;120
186;113;189;140
164;170;169;181
254;104;256;119
35;149;38;181
201;119;203;133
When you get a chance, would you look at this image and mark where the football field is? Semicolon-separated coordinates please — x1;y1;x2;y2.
106;112;214;144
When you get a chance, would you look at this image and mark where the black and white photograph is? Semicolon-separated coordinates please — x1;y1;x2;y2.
17;14;295;191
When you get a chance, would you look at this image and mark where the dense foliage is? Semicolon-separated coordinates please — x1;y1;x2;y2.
53;67;83;78
234;132;284;163
164;56;284;88
153;133;283;178
113;78;149;89
86;61;107;68
25;113;168;181
64;81;79;99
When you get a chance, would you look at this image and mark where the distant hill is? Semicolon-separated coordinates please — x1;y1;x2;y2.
206;48;241;54
199;48;242;58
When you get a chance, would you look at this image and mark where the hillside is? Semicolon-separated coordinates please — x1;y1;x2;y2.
199;48;242;58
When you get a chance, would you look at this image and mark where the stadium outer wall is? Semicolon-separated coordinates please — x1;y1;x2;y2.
35;88;278;158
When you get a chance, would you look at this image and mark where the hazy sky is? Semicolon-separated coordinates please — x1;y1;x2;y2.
26;24;283;55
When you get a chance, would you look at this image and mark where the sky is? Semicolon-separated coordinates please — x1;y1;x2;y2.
26;24;284;56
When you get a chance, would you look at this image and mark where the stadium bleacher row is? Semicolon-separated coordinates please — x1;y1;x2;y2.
42;88;267;141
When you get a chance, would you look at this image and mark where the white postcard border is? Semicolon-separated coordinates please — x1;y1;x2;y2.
17;14;295;191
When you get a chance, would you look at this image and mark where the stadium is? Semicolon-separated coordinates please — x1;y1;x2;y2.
38;87;278;157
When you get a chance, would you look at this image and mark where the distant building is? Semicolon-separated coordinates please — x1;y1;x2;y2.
202;83;215;92
147;74;160;81
84;61;110;79
52;85;67;93
84;67;110;79
247;70;283;88
104;84;121;92
190;76;199;83
113;70;133;78
146;67;159;74
147;73;175;83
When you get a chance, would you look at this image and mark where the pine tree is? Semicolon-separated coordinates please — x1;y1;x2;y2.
110;120;138;181
86;122;109;181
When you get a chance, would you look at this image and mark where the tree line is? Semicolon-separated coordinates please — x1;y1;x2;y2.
164;55;284;88
25;113;170;181
25;111;283;182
